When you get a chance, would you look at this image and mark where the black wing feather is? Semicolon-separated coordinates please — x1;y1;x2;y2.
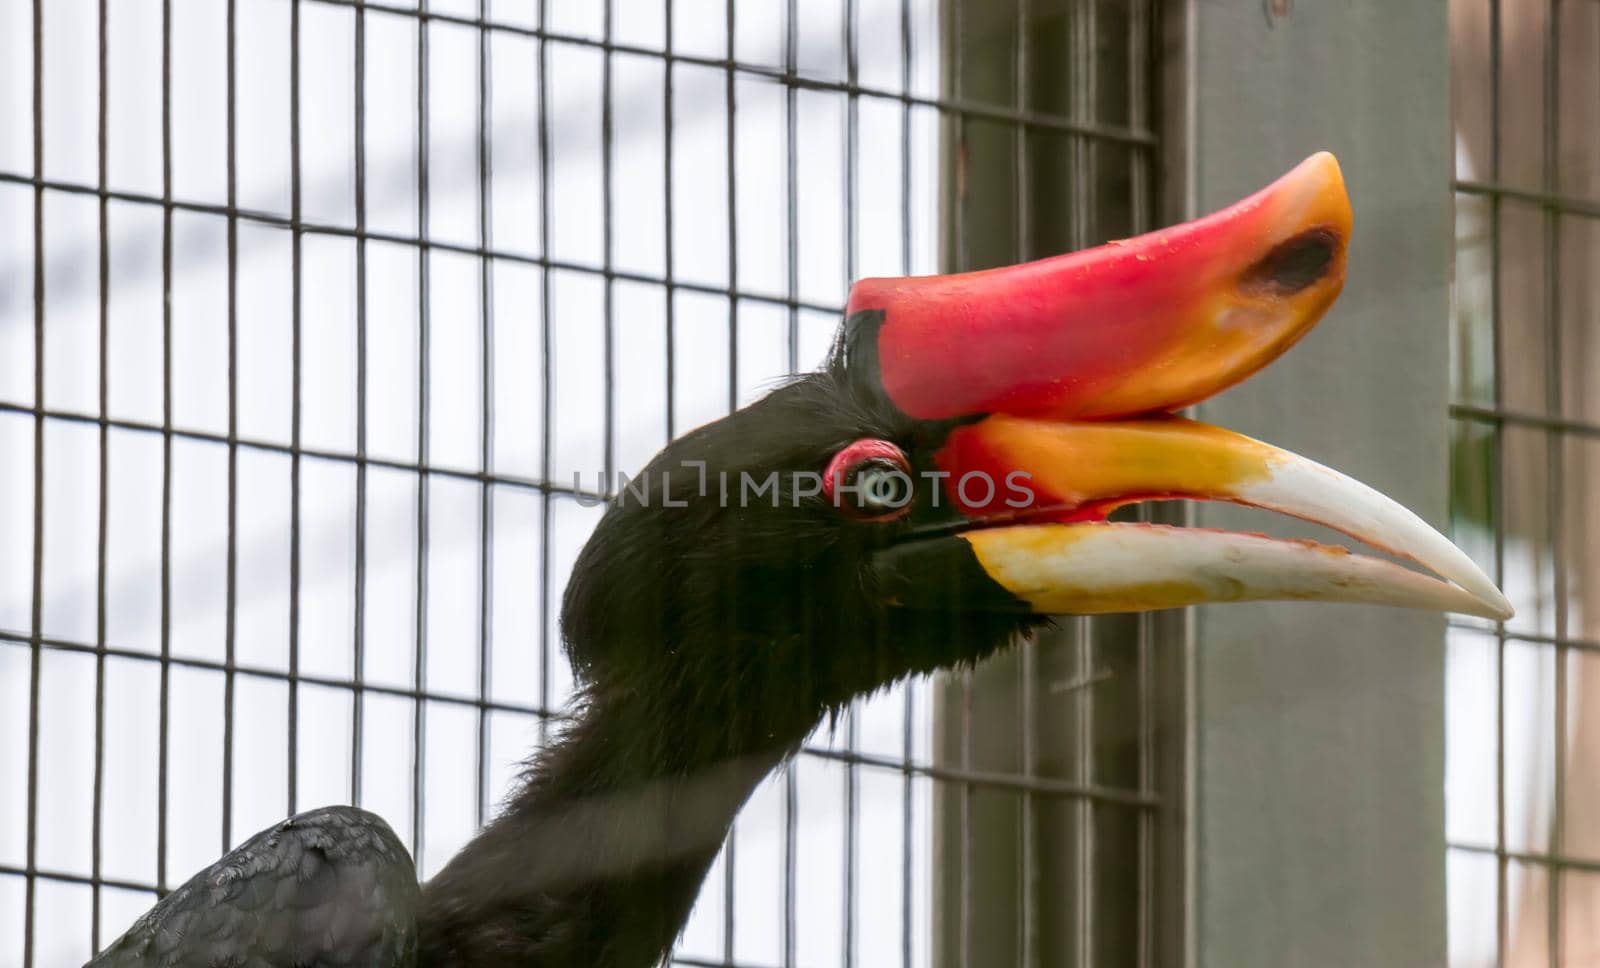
86;806;419;968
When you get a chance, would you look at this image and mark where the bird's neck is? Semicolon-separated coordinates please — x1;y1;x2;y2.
417;668;814;967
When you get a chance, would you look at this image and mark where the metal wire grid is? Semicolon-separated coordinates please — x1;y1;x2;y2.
1446;0;1600;963
936;3;1167;966
0;1;1161;965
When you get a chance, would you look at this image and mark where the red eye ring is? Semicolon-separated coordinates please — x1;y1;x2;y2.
824;439;914;520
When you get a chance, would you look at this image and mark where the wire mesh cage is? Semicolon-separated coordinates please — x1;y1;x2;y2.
0;0;1168;966
1446;0;1600;964
930;4;1172;967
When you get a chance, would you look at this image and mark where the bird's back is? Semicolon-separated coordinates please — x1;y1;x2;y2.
87;805;419;968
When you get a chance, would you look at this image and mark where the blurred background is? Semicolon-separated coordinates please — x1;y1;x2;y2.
0;0;1594;965
1448;1;1600;965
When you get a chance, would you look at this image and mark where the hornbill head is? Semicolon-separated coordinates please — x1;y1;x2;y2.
562;153;1511;744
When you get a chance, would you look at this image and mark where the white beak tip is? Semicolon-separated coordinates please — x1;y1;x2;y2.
1481;596;1515;622
955;523;1519;623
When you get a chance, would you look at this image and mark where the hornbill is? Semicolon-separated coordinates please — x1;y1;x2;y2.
87;153;1510;968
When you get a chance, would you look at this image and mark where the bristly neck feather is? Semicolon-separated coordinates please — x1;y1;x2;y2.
416;642;820;967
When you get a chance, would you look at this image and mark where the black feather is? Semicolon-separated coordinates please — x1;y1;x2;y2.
87;807;418;968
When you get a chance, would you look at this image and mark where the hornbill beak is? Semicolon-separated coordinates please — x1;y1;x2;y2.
856;153;1513;621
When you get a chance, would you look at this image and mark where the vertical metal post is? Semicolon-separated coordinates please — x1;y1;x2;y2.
534;0;553;759
411;0;432;868
24;0;45;959
1540;3;1567;962
475;0;496;833
222;0;239;863
350;0;369;812
719;2;739;958
157;0;174;905
842;3;862;965
899;9;918;967
781;6;802;968
91;0;112;949
1488;1;1509;958
1168;2;1453;965
287;0;304;820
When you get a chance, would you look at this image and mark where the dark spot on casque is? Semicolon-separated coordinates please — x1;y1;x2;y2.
1240;225;1340;296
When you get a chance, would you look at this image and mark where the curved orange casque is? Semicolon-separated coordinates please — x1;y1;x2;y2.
846;152;1353;421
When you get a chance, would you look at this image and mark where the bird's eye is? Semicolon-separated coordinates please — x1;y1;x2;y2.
824;439;914;520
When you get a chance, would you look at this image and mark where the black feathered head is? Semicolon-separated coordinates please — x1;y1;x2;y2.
561;153;1509;752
